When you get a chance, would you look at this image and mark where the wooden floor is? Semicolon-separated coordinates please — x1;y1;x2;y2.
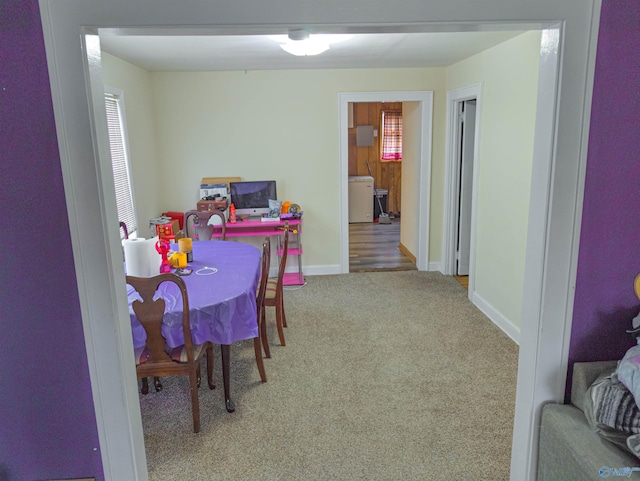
455;275;469;290
349;218;417;272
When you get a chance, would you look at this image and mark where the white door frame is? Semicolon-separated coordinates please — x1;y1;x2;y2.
442;84;482;300
339;91;433;273
37;1;601;480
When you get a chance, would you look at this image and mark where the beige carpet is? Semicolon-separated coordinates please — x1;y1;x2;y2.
139;271;518;481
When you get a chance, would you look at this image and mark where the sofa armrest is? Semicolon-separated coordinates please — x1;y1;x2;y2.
571;360;618;411
539;403;639;481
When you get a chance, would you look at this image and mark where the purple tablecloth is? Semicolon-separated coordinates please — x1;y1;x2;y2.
128;240;260;348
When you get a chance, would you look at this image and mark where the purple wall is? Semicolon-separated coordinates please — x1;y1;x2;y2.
568;0;640;395
0;1;103;480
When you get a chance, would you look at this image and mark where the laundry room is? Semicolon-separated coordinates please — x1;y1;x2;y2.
347;102;415;272
348;102;402;220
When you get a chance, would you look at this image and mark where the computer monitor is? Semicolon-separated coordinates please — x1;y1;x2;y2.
229;180;277;217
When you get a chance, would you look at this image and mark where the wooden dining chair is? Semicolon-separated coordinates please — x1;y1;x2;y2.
119;221;129;239
252;237;271;381
263;223;289;347
127;273;214;433
120;221;165;391
184;209;226;241
257;236;272;358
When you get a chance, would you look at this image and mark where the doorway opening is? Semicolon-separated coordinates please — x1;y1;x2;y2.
339;92;433;274
347;101;416;272
41;5;580;477
442;83;482;296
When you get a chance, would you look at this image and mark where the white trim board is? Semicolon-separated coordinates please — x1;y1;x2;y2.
37;3;600;480
286;264;342;277
428;261;442;272
441;83;483;305
473;292;521;344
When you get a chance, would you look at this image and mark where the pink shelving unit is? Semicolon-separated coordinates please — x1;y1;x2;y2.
215;217;304;285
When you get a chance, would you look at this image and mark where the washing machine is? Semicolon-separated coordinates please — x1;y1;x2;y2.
348;176;374;223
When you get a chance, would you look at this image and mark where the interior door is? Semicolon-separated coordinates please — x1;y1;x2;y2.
456;99;476;276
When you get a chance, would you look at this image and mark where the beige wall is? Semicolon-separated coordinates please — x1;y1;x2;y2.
101;52;161;238
150;68;445;269
400;101;422;254
101;32;540;326
446;31;541;327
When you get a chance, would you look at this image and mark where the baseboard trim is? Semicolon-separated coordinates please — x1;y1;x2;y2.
471;291;520;345
294;264;342;277
398;242;417;263
296;262;444;275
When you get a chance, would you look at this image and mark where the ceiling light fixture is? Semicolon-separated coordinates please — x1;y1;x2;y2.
280;30;329;56
273;31;352;57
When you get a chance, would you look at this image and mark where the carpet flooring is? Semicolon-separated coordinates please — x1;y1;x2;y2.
139;271;518;481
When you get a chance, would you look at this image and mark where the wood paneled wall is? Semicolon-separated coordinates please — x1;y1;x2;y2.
348;102;403;215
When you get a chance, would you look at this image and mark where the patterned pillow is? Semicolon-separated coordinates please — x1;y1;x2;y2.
584;369;640;455
617;345;640;408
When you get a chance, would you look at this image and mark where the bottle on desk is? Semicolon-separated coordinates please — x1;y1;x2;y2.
229;203;237;223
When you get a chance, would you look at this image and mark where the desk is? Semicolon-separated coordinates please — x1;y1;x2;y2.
212;217;304;285
127;241;260;412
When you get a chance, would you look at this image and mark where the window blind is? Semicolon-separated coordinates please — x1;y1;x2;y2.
105;92;138;238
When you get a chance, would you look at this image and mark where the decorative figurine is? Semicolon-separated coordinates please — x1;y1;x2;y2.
155;239;171;274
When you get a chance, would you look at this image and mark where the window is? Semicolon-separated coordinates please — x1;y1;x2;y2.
104;89;138;238
381;110;402;161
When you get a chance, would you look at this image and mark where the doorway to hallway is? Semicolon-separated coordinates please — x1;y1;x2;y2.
442;84;481;296
339;91;434;274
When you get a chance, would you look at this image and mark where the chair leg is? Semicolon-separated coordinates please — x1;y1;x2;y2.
206;343;215;390
188;368;201;433
153;377;162;392
275;299;286;347
141;377;149;395
281;295;288;328
253;337;267;382
260;307;271;358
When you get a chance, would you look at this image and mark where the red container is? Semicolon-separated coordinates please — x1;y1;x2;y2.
162;211;185;230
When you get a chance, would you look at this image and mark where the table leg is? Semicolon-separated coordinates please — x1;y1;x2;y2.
221;344;235;413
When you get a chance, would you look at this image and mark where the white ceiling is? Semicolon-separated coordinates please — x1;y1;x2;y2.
99;31;527;71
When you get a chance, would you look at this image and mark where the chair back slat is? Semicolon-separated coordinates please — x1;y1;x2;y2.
257;236;271;306
184;210;226;240
132;297;172;363
276;222;289;290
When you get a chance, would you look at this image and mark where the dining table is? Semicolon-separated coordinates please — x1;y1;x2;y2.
127;240;261;413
